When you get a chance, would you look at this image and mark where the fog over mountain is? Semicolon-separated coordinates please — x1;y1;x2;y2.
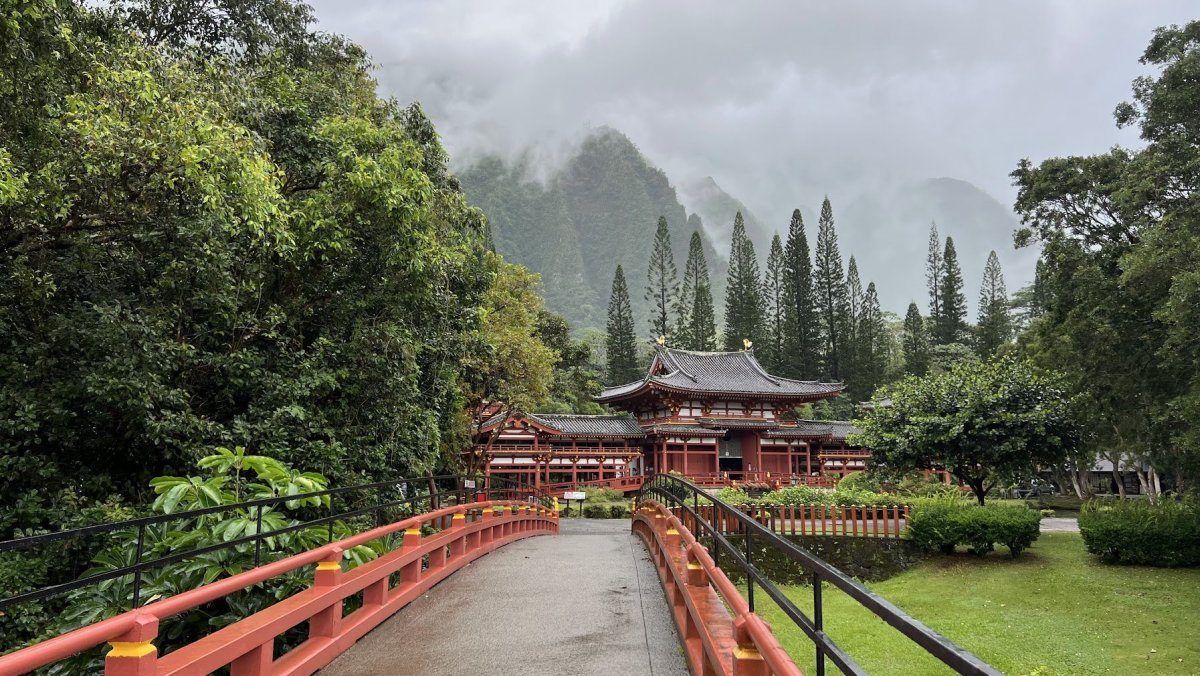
307;0;1196;315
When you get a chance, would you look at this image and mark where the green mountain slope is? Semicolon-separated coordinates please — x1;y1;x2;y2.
460;128;725;333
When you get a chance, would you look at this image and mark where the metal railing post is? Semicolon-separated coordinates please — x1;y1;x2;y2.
131;523;146;609
254;504;264;567
814;570;825;676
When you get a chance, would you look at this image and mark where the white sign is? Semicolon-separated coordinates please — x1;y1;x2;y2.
463;479;476;489
563;491;586;501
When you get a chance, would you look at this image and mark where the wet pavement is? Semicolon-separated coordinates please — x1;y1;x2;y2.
320;519;688;676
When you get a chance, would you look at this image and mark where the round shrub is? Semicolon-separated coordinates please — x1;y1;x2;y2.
1079;498;1200;567
907;500;1042;558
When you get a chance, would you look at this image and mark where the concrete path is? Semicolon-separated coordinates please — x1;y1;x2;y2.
1040;517;1080;532
321;519;688;676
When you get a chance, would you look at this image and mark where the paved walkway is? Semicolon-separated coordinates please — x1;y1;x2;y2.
321;519;688;676
1040;517;1080;532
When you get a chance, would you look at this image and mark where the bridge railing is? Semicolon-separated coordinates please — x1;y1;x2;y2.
0;474;545;617
635;473;1000;676
0;499;557;675
0;474;552;669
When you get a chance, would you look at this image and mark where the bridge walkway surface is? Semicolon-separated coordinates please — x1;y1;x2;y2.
320;519;688;676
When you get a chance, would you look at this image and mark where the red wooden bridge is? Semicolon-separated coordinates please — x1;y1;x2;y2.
0;475;996;676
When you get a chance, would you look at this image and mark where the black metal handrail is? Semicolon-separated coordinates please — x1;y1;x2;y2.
636;473;1000;676
0;473;549;614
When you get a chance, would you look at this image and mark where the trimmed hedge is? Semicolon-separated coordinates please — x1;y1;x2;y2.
907;501;1041;558
1079;498;1200;567
559;502;632;519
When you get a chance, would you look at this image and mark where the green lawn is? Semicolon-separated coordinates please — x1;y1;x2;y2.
755;533;1200;675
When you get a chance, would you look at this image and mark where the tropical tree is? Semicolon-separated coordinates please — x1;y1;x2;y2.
854;282;888;397
854;358;1081;504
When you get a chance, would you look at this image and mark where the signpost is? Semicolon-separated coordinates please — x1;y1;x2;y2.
563;491;586;518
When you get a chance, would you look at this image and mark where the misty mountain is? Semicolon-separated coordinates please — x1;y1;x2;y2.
677;176;773;255
459;128;726;332
840;177;1035;316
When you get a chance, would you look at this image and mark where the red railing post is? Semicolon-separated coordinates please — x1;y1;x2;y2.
480;506;494;546
230;641;272;676
104;613;158;676
400;528;422;586
309;546;343;640
732;616;769;676
449;509;467;560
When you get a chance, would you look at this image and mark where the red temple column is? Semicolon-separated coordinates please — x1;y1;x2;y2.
682;439;689;476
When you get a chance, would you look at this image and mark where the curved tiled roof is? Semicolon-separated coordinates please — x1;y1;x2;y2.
764;420;862;441
597;346;843;402
479;411;644;438
531;414;645;437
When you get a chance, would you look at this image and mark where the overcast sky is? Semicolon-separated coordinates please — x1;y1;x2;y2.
308;0;1195;306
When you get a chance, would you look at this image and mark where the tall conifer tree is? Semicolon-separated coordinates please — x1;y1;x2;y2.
976;250;1011;357
926;222;943;328
844;256;864;383
690;280;718;351
856;282;887;398
677;231;716;350
781;209;820;378
762;234;786;370
723;212;765;351
813;197;849;380
606;265;640;384
902;302;930;375
645;216;679;340
934;236;968;344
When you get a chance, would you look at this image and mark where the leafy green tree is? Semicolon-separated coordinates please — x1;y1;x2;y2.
722;212;765;351
853;358;1082;504
976;251;1011;357
689;280;719;351
49;449;379;672
781;209;821;378
0;0;536;514
605;265;640;383
645;215;679;340
534;310;604;414
902;302;930;375
813;197;849;379
762;234;786;370
934;237;969;345
1008;22;1200;496
926;222;943;327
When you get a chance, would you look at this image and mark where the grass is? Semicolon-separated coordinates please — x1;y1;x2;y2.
754;533;1200;675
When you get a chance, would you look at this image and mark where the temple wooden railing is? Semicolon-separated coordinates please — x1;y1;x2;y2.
702;503;910;538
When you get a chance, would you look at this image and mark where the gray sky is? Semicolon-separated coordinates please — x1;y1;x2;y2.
308;0;1195;311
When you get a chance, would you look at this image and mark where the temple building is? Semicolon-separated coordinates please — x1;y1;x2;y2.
470;345;868;490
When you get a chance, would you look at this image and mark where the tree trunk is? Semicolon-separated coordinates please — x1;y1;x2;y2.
1111;466;1126;499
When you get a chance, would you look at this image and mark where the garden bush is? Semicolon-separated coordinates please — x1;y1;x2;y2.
907;500;1041;558
582;487;624;503
1079;498;1200;567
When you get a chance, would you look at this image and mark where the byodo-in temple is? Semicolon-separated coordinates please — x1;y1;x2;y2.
470;344;873;490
